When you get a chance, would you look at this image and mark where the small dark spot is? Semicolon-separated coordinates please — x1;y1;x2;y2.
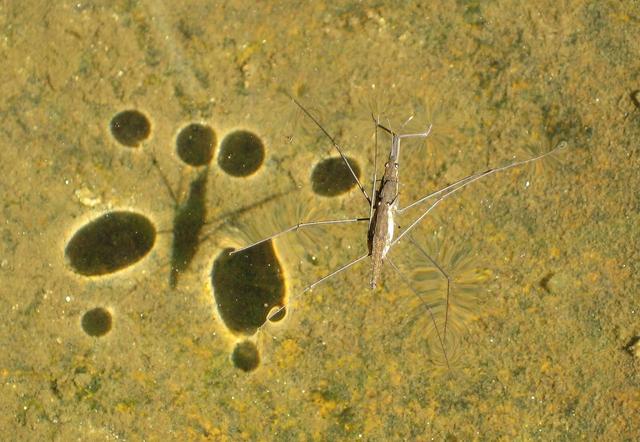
65;211;156;276
539;272;555;293
630;90;640;110
305;253;320;266
541;104;585;149
337;406;356;425
217;130;265;177
81;307;112;337
231;340;260;372
110;110;151;147
211;242;285;335
311;156;361;197
176;123;216;166
49;379;62;400
624;336;640;358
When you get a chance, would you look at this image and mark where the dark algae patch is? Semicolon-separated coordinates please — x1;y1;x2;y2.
217;130;265;177
211;242;285;335
109;109;151;148
65;211;156;276
169;168;208;287
176;123;216;166
231;340;260;372
311;156;361;197
81;307;112;337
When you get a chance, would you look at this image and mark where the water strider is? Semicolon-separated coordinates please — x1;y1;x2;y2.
231;94;567;365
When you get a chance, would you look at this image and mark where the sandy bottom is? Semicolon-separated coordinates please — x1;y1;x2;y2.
1;1;638;440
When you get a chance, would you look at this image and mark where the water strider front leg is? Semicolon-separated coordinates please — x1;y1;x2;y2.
387;256;450;369
392;142;568;247
230;216;370;255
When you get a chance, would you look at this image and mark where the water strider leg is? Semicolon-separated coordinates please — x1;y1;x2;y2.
397;173;484;214
392;142;568;247
147;149;180;205
387;257;450;369
373;118;433;207
230;217;370;255
373;120;433;144
303;251;370;293
266;252;370;321
287;93;371;205
407;234;452;344
367;115;432;226
369;115;380;229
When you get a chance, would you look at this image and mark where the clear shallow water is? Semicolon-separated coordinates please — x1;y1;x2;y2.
1;1;638;439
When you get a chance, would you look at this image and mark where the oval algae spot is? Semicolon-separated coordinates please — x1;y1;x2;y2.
211;242;285;335
231;340;260;372
311;156;361;197
65;211;156;276
217;130;265;177
109;110;151;148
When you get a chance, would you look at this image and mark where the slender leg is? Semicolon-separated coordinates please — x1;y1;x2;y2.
387;257;450;369
374;119;433;208
398;141;567;214
303;252;370;292
369;115;380;228
398;125;433;140
266;252;370;321
374;120;433;141
407;235;452;343
399;115;414;129
230;217;370;255
286;93;371;205
397;173;482;214
392;142;568;247
147;150;179;206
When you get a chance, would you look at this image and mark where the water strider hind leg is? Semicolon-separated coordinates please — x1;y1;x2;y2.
392;142;568;248
387;256;450;369
407;234;452;344
266;252;370;321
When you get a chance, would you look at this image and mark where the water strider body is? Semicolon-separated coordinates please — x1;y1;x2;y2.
366;120;431;289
